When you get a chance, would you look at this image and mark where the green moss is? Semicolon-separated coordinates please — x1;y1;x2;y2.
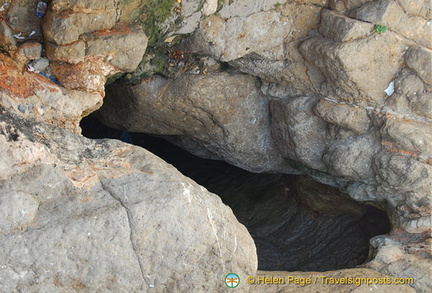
138;0;179;46
373;24;388;34
104;1;182;85
106;72;125;85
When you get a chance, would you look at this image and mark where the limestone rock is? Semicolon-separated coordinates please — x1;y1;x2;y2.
189;12;290;62
300;32;405;106
270;96;328;171
315;99;370;134
98;72;288;173
46;23;147;72
17;41;41;60
405;46;432;85
85;24;148;72
202;0;218;16
229;58;314;93
386;69;432;119
353;0;432;48
323;133;379;181
218;0;288;19
51;56;116;93
0;53;103;133
43;0;117;45
367;233;432;293
319;9;374;42
6;0;43;39
397;0;432;19
382;119;432;157
41;1;148;94
373;153;432;232
45;40;86;63
0;20;17;51
0;109;257;292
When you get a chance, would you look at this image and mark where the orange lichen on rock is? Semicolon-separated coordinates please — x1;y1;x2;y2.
381;140;431;165
93;23;131;38
0;60;41;98
50;55;115;92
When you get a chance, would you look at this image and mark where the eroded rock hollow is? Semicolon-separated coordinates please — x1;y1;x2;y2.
82;114;392;272
1;0;431;292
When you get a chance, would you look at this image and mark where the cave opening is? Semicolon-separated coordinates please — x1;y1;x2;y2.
80;114;391;272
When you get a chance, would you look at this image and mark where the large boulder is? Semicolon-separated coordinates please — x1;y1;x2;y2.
0;109;257;292
98;72;291;173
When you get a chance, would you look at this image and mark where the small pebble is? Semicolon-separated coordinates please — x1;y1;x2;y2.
17;104;27;113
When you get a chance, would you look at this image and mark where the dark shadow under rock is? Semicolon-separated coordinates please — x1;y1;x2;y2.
80;114;391;271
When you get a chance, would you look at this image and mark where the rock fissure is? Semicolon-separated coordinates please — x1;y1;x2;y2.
1;0;431;291
80;118;394;272
99;181;146;289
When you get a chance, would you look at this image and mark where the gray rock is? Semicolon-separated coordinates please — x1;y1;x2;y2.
6;0;43;38
315;99;371;134
382;119;432;157
0;109;257;292
270;96;328;172
0;20;17;51
300;31;405;107
319;9;374;42
45;40;86;62
387;69;432;119
323;133;379;181
353;0;431;48
43;0;117;45
373;153;432;232
85;24;148;72
353;0;405;27
188;11;290;62
405;46;432;84
17;42;42;60
368;234;432;293
218;0;288;18
397;0;432;19
99;72;288;173
202;0;218;16
229;58;315;93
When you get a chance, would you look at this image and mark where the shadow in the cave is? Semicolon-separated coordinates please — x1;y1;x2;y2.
80;114;391;272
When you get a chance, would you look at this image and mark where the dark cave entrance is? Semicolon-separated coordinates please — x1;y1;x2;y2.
80;114;391;272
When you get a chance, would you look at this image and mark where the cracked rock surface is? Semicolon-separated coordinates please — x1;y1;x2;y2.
0;109;257;292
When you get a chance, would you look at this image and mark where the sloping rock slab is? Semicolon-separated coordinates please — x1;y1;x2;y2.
0;109;257;292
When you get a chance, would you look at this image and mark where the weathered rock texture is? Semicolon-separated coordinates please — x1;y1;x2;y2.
0;109;257;292
98;72;292;173
0;53;102;133
96;1;431;291
42;0;148;92
102;0;432;234
1;0;431;292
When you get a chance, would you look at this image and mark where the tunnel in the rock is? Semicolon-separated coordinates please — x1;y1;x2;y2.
80;114;391;272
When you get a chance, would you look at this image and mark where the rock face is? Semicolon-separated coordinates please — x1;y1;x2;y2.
42;0;148;92
102;0;431;234
98;72;291;173
94;1;431;291
1;0;431;292
0;53;102;133
0;109;257;292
